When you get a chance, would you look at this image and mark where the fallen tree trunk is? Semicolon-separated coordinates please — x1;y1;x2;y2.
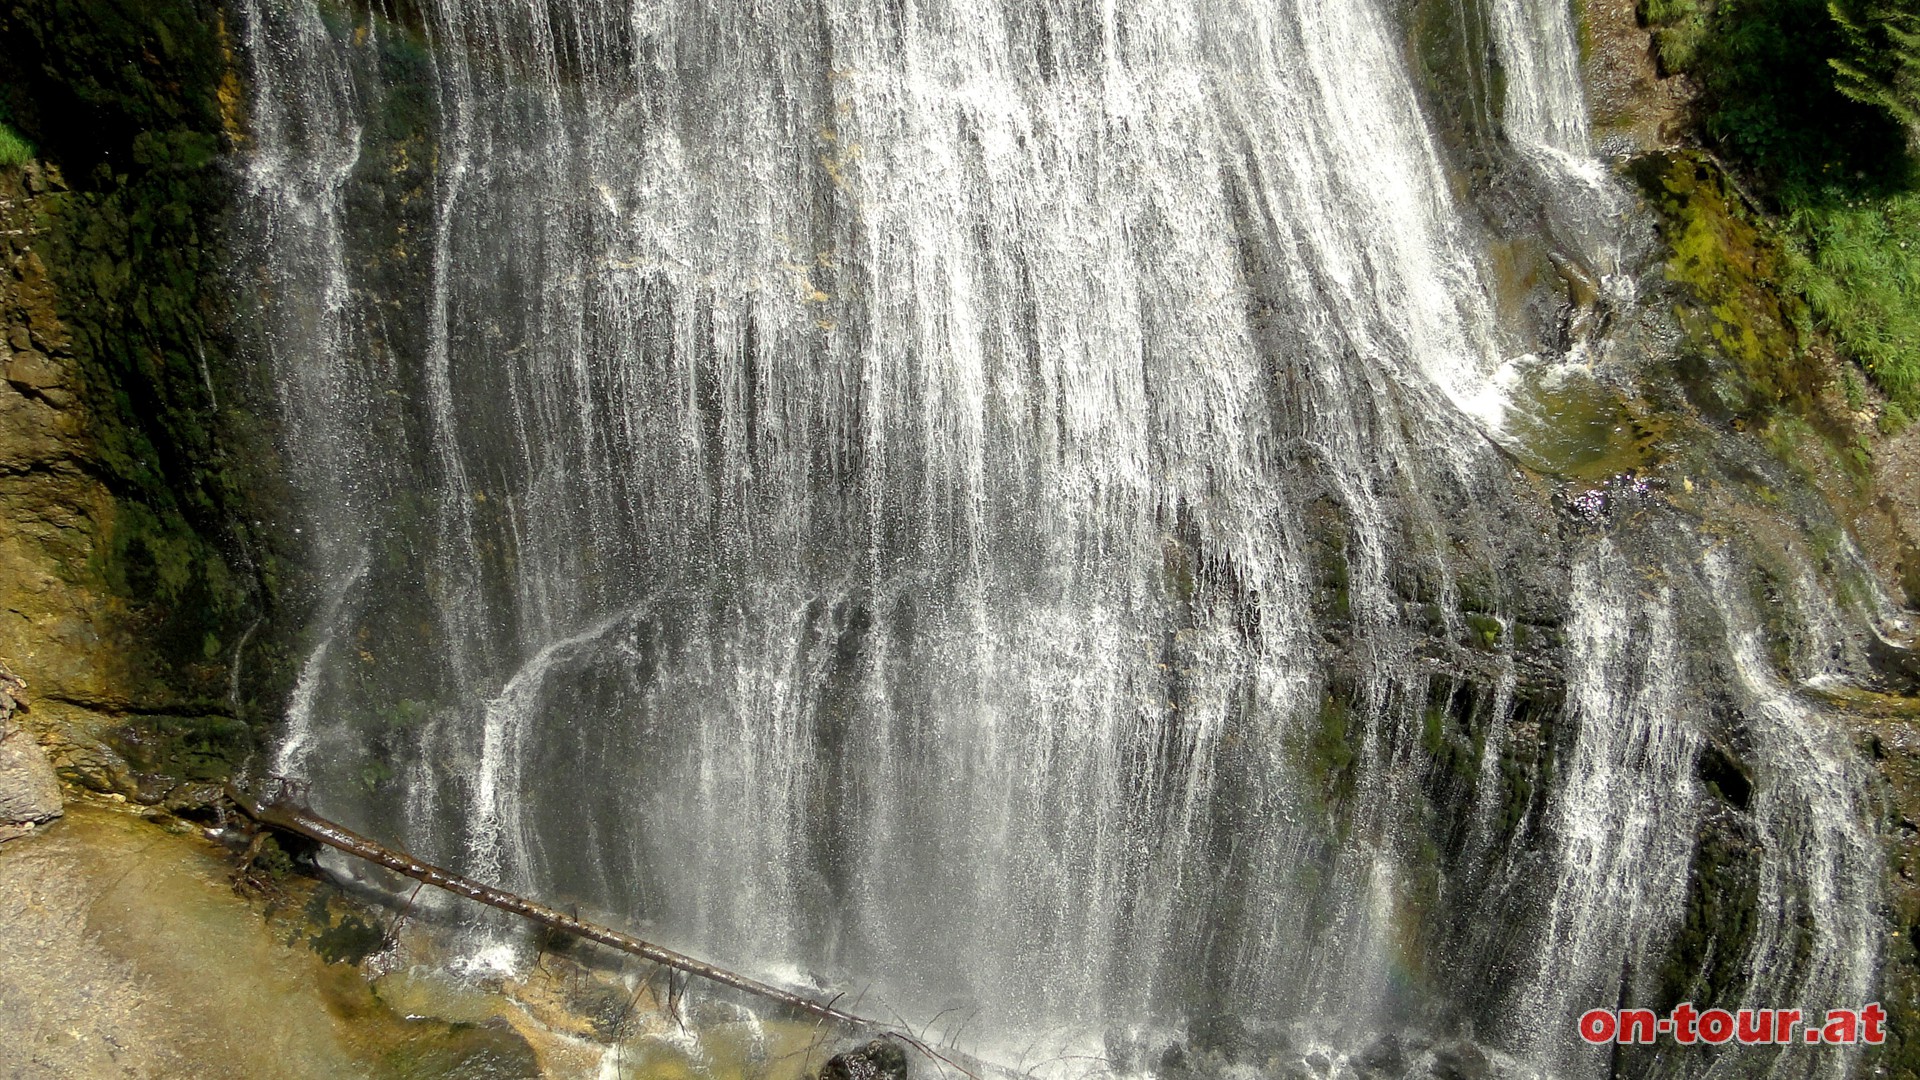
225;783;874;1030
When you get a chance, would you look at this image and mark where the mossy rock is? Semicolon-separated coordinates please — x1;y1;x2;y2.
1656;812;1763;1011
1303;682;1364;809
1628;151;1818;422
106;712;255;791
1421;682;1485;789
0;0;298;789
1407;0;1506;165
1463;612;1504;650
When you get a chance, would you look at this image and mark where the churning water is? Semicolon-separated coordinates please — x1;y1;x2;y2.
235;0;1884;1075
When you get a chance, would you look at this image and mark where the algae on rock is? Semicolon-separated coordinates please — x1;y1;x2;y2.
0;0;295;803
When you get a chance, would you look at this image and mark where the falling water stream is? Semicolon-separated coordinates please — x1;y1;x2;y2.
236;0;1886;1075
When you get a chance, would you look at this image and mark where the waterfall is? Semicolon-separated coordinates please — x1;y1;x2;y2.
1509;547;1701;1072
235;0;1884;1074
1487;0;1591;156
1701;550;1880;1075
1485;0;1631;287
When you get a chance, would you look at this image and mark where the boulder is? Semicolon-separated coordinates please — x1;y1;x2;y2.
1429;1040;1490;1080
0;667;60;840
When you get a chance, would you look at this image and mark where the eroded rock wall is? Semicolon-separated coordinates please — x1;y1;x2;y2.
0;1;294;807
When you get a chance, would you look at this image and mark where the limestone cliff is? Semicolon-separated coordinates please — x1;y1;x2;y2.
0;0;293;807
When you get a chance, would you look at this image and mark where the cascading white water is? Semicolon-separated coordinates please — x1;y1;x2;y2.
1510;547;1702;1074
236;0;1885;1074
1485;0;1632;289
1488;0;1590;155
1700;550;1881;1080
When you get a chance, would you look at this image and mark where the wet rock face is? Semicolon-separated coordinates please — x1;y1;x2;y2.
1580;0;1700;152
0;0;302;807
1428;1040;1491;1080
0;667;60;840
819;1037;910;1080
0;154;284;802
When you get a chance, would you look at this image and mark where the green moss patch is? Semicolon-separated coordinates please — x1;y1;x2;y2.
1630;151;1816;420
1303;685;1363;809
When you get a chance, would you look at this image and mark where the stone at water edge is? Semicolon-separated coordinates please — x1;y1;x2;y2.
0;666;60;840
819;1037;910;1080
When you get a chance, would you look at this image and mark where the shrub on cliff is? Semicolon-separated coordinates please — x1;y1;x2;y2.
1679;0;1911;188
1784;191;1920;406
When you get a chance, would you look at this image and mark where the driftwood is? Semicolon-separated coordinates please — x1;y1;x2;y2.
225;782;875;1030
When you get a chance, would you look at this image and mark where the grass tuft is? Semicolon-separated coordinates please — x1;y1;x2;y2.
1785;190;1920;407
0;122;32;168
1640;0;1709;73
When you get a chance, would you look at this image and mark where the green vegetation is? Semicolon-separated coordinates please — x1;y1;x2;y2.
1691;0;1906;185
0;97;30;165
1464;612;1503;648
1639;0;1920;407
1639;0;1710;72
1629;150;1815;419
1830;0;1920;144
1783;191;1920;405
1305;690;1361;807
1421;703;1481;783
0;120;30;166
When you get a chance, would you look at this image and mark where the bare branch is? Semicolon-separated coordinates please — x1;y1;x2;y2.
226;783;875;1030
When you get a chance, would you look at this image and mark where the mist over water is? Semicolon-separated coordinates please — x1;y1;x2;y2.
237;0;1883;1074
